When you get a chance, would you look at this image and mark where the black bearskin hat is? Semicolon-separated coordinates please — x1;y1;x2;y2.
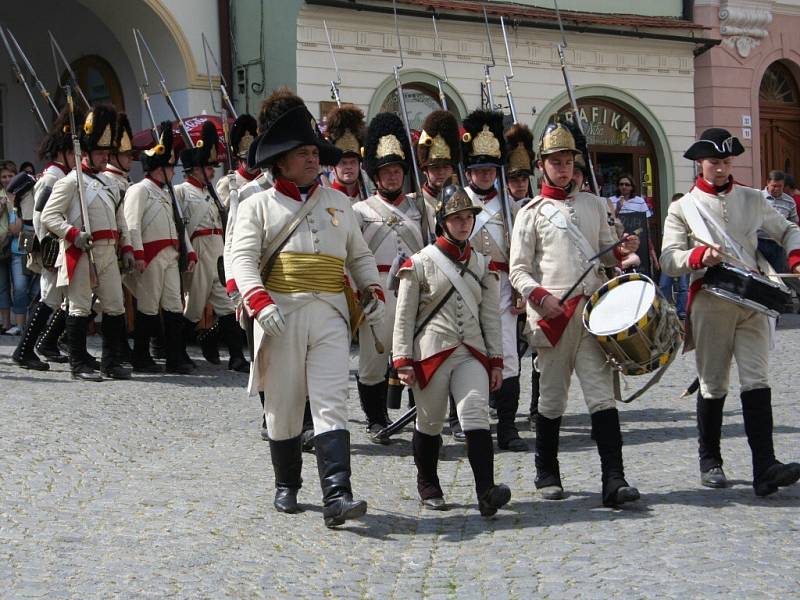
363;112;411;180
257;87;306;133
80;103;117;152
417;109;460;168
504;123;535;176
230;113;257;160
114;112;134;154
461;109;505;169
38;105;84;161
140;120;175;172
180;120;221;170
326;104;366;159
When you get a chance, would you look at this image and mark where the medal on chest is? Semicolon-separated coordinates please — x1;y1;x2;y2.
327;207;339;226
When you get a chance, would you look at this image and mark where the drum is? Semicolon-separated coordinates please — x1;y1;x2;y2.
702;263;791;319
583;273;683;376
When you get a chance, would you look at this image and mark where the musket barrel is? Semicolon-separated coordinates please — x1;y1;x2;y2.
1;28;48;133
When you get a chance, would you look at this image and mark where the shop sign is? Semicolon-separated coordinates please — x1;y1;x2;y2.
560;104;647;148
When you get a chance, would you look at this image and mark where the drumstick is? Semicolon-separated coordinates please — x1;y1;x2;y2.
558;228;643;305
687;233;753;271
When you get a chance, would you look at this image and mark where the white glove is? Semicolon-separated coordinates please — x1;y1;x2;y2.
73;231;92;250
363;296;385;327
256;303;286;337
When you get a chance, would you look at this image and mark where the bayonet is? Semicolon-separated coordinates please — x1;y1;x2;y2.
1;28;48;133
323;21;342;107
202;32;235;172
500;16;518;124
7;29;57;116
431;15;448;111
553;0;600;194
48;31;90;110
481;3;497;111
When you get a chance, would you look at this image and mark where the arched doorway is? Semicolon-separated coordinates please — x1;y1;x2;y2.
759;61;800;182
379;83;460;129
53;55;125;110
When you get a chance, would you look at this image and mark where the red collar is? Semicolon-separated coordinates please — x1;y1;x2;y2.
378;192;405;206
186;176;205;190
275;177;318;202
45;161;70;176
331;178;359;198
104;164;127;177
540;182;569;200
237;165;258;181
694;175;734;195
145;175;166;189
435;235;471;262
423;183;440;198
80;160;98;175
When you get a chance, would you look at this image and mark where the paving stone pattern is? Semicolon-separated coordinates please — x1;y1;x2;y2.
1;325;799;599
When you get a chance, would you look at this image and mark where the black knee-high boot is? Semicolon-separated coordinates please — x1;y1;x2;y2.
464;429;511;516
12;302;51;370
534;413;563;497
314;430;367;528
741;388;800;497
357;378;390;444
219;313;249;372
132;311;162;373
66;315;102;381
100;314;131;380
591;408;639;507
270;435;303;513
412;430;444;508
494;376;527;451
697;393;727;487
197;318;221;365
163;311;193;374
36;306;69;363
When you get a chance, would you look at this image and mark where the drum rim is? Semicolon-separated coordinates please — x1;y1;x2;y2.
583;273;659;338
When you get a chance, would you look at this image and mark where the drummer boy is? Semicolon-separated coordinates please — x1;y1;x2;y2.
660;128;800;496
509;119;641;507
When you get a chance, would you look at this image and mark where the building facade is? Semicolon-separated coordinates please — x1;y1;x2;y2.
695;0;800;187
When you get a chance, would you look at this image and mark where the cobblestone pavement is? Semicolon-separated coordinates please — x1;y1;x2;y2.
2;320;800;600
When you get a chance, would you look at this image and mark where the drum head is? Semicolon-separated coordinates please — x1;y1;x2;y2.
586;278;656;336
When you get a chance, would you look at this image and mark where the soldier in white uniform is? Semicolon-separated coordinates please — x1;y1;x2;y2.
124;121;197;374
509;120;641;507
16;108;82;367
231;90;384;527
660;128;800;496
393;185;512;516
353;112;435;442
461;109;527;452
325;104;368;202
176;120;247;373
41;104;136;381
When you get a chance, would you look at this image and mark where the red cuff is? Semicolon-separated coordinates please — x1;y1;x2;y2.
688;245;709;270
489;356;503;369
788;249;800;272
243;287;274;316
134;250;145;261
371;287;385;302
530;287;551;306
613;246;625;262
121;245;133;256
65;227;80;244
393;357;414;369
226;279;238;295
188;251;198;264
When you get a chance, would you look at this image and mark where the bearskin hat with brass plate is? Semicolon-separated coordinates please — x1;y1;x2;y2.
364;112;411;180
326;104;366;159
114;112;134;154
140;120;175;172
230;113;257;160
38;105;85;161
539;118;578;157
180;120;221;170
248;88;341;169
417;110;460;168
461;109;505;169
504;123;535;176
80;103;116;152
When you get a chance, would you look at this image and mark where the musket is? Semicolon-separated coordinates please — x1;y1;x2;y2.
64;86;98;289
7;29;58;117
132;28;190;274
553;0;600;194
134;28;193;149
48;31;90;110
392;0;431;246
202;32;235;173
323;21;342;108
431;15;448;112
481;5;513;248
0;28;48;133
500;16;518;124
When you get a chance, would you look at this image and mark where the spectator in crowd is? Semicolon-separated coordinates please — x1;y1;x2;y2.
19;162;35;177
784;174;800;219
658;193;688;319
609;173;658;277
759;170;799;273
0;163;22;333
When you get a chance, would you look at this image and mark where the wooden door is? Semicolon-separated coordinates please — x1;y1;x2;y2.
759;62;800;184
